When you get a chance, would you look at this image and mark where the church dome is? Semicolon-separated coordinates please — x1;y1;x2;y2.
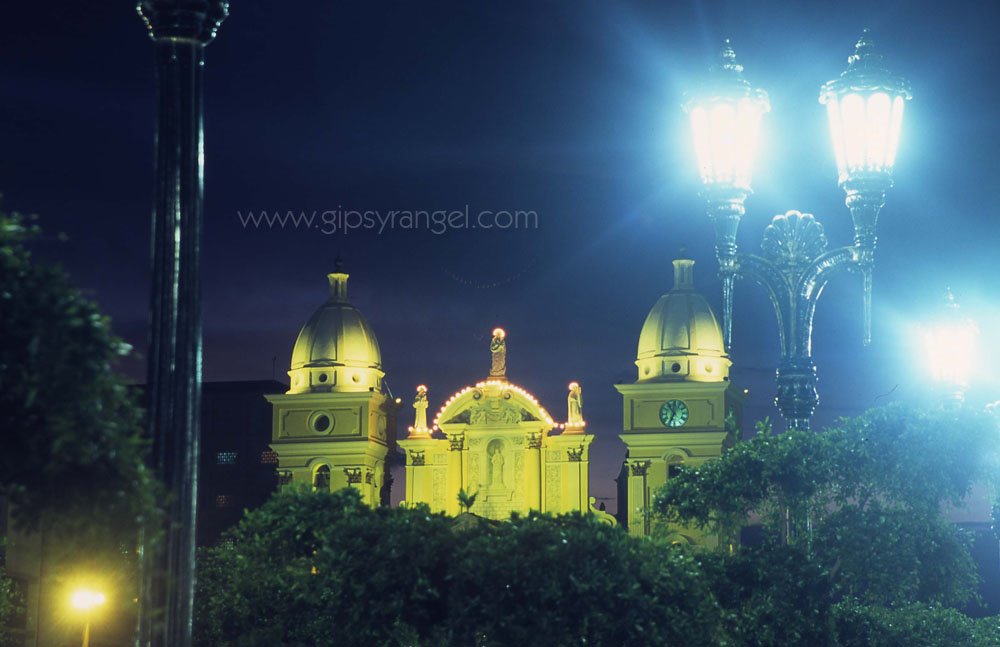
636;258;730;383
287;265;384;394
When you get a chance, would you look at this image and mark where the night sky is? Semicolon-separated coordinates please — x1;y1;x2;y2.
2;1;999;511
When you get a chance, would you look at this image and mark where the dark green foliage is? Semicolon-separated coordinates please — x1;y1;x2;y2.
832;599;1000;646
195;487;456;646
0;567;18;647
447;510;722;646
655;404;999;606
195;488;725;646
0;213;157;542
457;487;477;513
813;506;977;606
650;404;1000;645
697;542;837;647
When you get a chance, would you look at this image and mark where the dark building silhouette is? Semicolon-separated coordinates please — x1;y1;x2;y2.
196;380;286;546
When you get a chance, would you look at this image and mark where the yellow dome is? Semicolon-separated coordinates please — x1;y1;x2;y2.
636;258;730;383
287;268;384;394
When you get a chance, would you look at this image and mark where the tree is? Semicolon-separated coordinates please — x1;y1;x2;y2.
195;487;726;646
0;213;159;640
832;599;1000;647
696;542;838;646
652;404;1000;645
655;404;998;606
0;213;157;539
0;567;19;647
457;487;477;513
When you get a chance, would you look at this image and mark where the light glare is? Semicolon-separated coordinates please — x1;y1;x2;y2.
690;107;712;181
886;95;905;168
923;320;978;388
841;93;866;172
70;589;106;612
826;90;906;182
826;99;846;177
688;98;765;190
865;92;891;168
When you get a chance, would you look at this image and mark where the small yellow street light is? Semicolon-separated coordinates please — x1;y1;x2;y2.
70;588;106;647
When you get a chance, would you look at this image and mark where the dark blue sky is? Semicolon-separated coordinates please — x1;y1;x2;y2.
2;1;998;508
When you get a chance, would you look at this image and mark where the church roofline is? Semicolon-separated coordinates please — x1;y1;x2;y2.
432;379;556;430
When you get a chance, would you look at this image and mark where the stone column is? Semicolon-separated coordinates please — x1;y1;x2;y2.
627;461;650;538
136;2;227;646
447;434;464;515
565;447;583;514
525;433;541;511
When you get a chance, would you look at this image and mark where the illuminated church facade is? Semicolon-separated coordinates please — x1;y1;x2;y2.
267;255;740;542
396;330;598;520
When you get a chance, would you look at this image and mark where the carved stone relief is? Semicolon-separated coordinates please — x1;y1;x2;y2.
545;464;560;510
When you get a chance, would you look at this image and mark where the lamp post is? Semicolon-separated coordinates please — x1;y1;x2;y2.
70;588;106;647
684;31;911;431
922;289;978;404
136;2;227;646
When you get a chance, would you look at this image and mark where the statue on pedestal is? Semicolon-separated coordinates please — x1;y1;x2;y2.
412;385;429;432
567;382;584;427
489;328;507;377
489;446;505;487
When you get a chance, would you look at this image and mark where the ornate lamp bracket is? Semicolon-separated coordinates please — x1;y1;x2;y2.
702;187;750;349
704;202;870;431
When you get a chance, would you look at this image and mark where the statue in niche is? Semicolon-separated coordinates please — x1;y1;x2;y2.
412;385;429;430
567;382;583;425
488;442;505;487
489;328;507;377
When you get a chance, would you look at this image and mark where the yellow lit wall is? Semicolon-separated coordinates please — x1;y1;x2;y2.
399;380;596;520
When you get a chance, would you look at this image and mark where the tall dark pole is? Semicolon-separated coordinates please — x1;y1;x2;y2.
137;2;227;645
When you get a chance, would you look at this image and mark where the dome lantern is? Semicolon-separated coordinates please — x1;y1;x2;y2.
287;265;384;394
635;256;730;383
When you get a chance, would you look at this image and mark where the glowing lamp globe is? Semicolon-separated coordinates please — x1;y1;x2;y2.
70;589;106;612
820;30;911;184
922;291;977;391
685;39;770;193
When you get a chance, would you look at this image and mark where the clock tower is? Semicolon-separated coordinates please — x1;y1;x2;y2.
615;255;744;544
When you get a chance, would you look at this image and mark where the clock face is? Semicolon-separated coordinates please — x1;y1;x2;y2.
659;400;689;428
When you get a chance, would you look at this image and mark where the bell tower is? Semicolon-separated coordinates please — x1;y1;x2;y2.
615;256;744;544
266;265;394;506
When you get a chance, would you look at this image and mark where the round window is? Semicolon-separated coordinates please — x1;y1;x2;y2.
317;373;328;383
671;362;682;373
312;414;332;433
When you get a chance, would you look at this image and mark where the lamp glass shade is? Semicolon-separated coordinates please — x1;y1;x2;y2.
689;96;766;191
825;90;905;182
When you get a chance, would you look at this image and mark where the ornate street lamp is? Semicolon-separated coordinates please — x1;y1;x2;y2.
922;290;978;403
684;31;910;431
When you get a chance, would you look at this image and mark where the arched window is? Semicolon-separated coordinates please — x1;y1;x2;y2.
313;465;331;492
667;455;685;479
